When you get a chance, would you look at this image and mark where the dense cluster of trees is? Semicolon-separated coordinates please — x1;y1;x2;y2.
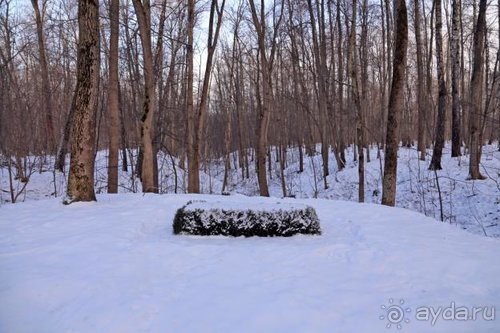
0;0;498;205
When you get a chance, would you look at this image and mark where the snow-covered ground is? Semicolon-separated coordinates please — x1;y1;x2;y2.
1;143;499;237
0;194;499;332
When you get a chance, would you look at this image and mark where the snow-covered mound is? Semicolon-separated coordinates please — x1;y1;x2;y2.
173;199;321;236
0;194;499;333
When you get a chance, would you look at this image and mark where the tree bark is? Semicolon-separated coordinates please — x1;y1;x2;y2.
186;0;196;193
187;0;225;193
468;0;487;179
132;0;157;193
414;0;426;161
429;0;447;170
336;0;346;169
306;0;329;190
451;0;462;157
248;0;283;196
381;0;408;206
65;0;100;204
347;0;365;202
107;0;120;193
31;0;55;152
55;103;75;172
251;0;271;197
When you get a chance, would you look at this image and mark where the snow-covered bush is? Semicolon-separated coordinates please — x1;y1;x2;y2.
173;200;321;237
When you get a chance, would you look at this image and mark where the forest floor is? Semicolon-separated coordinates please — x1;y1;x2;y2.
1;193;499;332
1;142;499;237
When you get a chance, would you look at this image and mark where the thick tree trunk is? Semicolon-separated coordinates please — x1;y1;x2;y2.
65;0;100;204
381;0;408;206
107;0;120;193
468;0;487;179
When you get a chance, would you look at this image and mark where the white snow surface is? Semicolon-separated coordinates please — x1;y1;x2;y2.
1;193;499;333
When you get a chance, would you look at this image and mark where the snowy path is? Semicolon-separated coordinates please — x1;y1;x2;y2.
0;194;499;332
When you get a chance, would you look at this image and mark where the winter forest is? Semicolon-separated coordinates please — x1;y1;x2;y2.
0;0;499;332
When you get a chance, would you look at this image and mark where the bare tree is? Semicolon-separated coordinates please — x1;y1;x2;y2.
382;0;408;206
429;0;447;170
450;0;461;157
468;0;487;179
3;0;499;210
187;0;226;193
185;0;196;193
30;0;55;152
414;0;426;161
132;0;157;192
248;0;284;197
64;0;100;204
306;0;330;191
107;0;120;193
346;0;365;202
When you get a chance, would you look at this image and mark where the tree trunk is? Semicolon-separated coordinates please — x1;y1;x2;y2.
468;0;487;179
336;0;346;169
187;0;225;193
132;0;157;193
248;0;282;197
107;0;120;193
429;0;447;170
381;0;408;206
425;0;435;150
31;0;55;152
306;0;329;190
414;0;426;161
55;103;75;172
256;59;271;196
186;0;196;193
65;0;100;204
222;103;232;193
451;0;462;157
347;0;365;202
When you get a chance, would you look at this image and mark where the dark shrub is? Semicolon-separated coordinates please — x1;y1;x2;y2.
173;200;321;237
